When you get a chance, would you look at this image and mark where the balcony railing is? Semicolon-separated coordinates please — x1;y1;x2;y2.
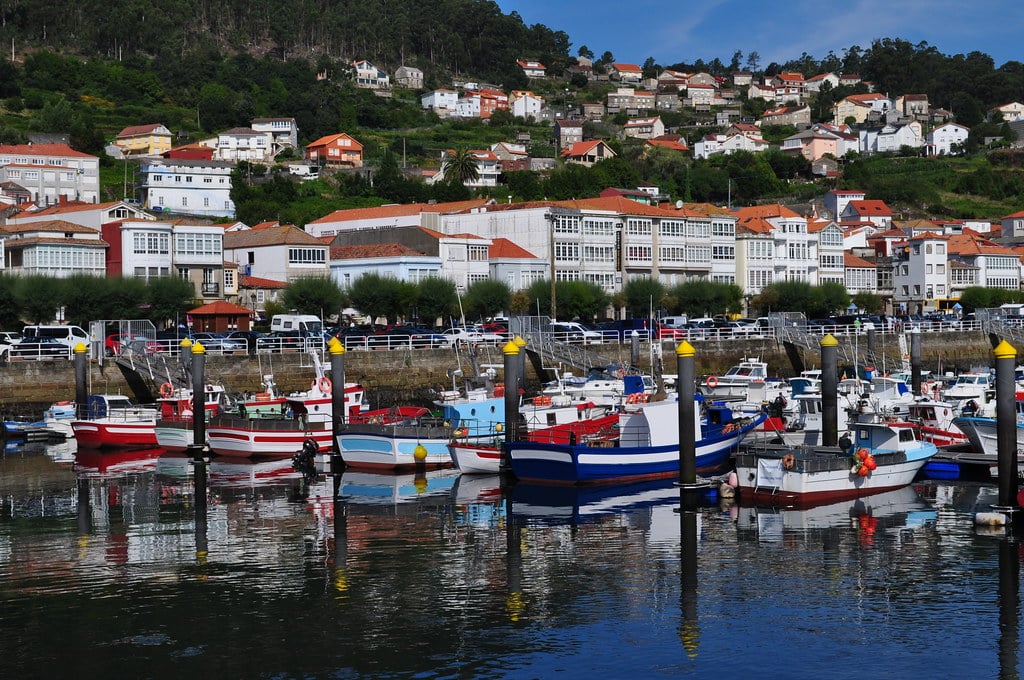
201;282;220;296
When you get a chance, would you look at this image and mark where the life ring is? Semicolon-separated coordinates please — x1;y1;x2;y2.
254;392;271;402
781;453;796;470
626;392;648;404
319;376;332;393
722;422;738;433
706;376;719;388
534;395;552;406
159;382;174;398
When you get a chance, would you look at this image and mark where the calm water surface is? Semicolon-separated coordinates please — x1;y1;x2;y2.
0;439;1021;679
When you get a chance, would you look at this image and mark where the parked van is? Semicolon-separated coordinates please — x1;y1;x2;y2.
269;314;323;337
660;315;689;329
22;324;91;348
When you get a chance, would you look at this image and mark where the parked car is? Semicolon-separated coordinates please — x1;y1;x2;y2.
442;327;505;347
542;321;603;345
190;332;247;354
104;334;164;357
258;330;308;352
225;330;266;354
0;331;21;360
369;326;447;349
11;336;69;359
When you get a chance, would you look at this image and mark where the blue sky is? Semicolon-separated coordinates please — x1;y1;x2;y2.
496;0;1023;69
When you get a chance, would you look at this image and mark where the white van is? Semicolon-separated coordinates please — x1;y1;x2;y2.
270;314;323;337
22;324;91;348
660;315;689;329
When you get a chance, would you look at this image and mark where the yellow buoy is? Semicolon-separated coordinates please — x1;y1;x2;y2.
413;443;428;461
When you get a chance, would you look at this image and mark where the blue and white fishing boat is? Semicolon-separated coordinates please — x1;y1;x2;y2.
507;397;763;484
337;391;505;471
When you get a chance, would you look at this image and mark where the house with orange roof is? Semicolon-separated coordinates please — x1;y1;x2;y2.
327;225;492;293
844;252;877;294
893;232;950;314
809;218;846;286
306;133;363;168
223;224;329;283
611;63;643;83
760;105;810;127
734;204;816;294
0;143;100;205
517;60;546;78
988;102;1024;123
1001;210;1024;240
948;231;1023;293
804;72;839;94
841;199;893;230
832;93;893;126
623;116;665;140
6;199;150;230
0;219;107;277
114;123;173;158
693;131;769;160
560;140;616;167
488;237;546;291
186;299;254;333
165;143;215;161
510;90;544;119
645;135;689;153
102;218;227;301
239;273;288;317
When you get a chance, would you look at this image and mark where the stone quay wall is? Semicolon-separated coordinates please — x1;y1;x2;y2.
0;331;999;412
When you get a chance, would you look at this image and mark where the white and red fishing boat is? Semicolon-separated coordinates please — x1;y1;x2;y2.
71;394;160;448
154;382;233;451
206;376;366;459
905;398;968;448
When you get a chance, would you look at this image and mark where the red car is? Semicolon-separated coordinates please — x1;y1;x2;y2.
105;334;165;357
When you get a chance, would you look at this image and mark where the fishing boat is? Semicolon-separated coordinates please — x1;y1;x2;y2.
205;370;367;459
733;421;937;508
941;371;996;417
541;367;656;406
950;391;1024;467
43;401;77;438
338;395;505;471
448;409;620;474
71;394;160;448
153;382;234;451
507;397;763;484
905;398;968;447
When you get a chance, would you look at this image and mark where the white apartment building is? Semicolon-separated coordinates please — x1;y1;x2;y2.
893;232;948;314
138;159;236;218
0;143;100;205
734;205;818;295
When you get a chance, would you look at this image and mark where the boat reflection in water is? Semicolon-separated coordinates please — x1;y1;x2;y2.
509;478;686;525
336;468;461;505
733;485;936;542
208;455;302;488
73;447;164;475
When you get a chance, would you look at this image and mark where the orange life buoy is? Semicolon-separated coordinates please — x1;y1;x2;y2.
706;376;719;388
159;382;174;398
319;376;332;393
626;392;648;404
781;453;796;470
722;422;738;433
254;392;271;402
534;395;552;406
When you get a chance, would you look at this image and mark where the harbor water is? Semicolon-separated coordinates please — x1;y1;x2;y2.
1;439;1022;679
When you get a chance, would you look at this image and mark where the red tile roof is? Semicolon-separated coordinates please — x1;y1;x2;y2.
239;275;287;288
188;300;252;315
489;237;538;259
117;123;168;138
0;143;95;158
330;243;424;259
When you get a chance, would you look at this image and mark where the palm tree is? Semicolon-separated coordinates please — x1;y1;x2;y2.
441;148;480;186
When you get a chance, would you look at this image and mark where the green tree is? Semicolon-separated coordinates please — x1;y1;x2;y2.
441;148;480;185
147;276;197;327
281;275;346;320
552;280;609;322
852;292;884;314
58;275;112;327
622;278;666;318
755;281;816;317
463;279;512;322
15;275;63;324
816;281;850;317
0;273;22;328
415;277;458;326
348;273;415;324
667;280;743;318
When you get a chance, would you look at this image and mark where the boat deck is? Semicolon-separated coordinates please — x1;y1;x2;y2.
735;443;908;473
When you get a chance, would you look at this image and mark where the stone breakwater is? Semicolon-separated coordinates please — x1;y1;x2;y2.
0;332;997;411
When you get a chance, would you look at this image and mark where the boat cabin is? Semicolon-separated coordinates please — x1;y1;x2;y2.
852;421;918;454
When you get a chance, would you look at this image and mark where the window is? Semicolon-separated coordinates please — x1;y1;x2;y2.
582;245;614;262
468;245;488;261
223;268;235;290
583;218;615;236
553;214;580;234
133;231;170;255
626;218;652;236
182;197;188;207
713;245;735;260
660;220;685;238
289;248;326;264
554;243;579;261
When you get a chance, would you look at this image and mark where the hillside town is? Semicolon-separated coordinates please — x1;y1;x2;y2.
2;58;1024;321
